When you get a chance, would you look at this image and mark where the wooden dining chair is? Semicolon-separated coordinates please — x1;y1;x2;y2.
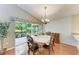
51;33;55;46
43;34;54;54
27;35;39;55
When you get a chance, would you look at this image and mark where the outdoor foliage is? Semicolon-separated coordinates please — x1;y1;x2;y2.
0;22;9;37
15;23;39;38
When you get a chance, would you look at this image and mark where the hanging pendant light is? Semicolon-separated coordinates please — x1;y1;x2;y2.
41;6;50;24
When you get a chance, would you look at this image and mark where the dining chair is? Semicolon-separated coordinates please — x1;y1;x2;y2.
27;35;39;55
43;34;54;54
51;33;55;46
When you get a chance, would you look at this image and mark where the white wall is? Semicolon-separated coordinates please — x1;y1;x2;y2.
44;16;77;47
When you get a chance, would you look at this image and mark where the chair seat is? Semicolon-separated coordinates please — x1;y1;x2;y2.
30;43;39;51
43;44;49;49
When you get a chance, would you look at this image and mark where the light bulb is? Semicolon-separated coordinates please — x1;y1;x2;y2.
45;19;50;22
41;19;45;22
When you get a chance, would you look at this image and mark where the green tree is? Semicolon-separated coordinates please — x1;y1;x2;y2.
0;22;9;37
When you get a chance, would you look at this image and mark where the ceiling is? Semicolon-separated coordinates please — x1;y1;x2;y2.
17;4;64;21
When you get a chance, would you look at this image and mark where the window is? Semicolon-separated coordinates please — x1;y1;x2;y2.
0;22;10;37
15;22;39;38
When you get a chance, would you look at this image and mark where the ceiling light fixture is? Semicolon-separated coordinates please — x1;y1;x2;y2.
41;6;50;24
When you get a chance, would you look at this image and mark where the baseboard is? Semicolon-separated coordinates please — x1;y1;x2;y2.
61;43;77;48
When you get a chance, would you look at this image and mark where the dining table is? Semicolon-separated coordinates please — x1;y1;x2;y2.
31;35;51;45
